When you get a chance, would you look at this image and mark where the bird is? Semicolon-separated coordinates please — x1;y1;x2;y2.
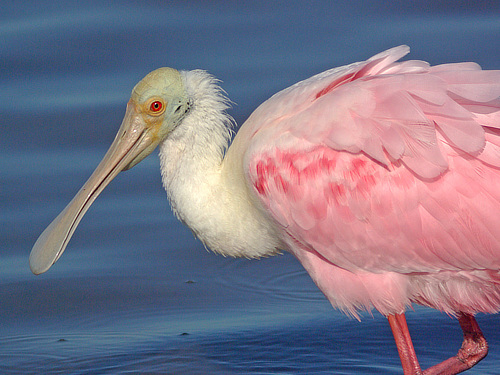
30;45;500;375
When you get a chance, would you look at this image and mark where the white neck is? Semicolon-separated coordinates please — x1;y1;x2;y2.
158;70;282;258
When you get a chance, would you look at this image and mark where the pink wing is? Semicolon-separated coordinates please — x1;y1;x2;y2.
244;46;500;278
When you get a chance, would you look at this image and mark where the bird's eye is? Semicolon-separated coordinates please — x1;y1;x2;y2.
150;100;163;113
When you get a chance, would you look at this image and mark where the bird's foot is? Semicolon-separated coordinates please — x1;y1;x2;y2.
389;313;488;375
423;313;488;375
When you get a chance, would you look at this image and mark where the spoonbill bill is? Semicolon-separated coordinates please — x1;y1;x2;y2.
30;46;500;374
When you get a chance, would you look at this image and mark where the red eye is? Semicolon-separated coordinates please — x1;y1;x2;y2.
150;100;163;112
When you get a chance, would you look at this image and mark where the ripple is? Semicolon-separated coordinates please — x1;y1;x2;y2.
215;254;325;303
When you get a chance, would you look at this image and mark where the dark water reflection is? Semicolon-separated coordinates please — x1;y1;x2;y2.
1;1;499;374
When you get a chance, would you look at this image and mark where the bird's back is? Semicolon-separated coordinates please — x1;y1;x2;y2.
237;46;500;316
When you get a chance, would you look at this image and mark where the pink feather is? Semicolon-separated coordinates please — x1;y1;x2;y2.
245;45;500;317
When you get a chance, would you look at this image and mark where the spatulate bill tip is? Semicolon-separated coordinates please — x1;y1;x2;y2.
29;248;55;275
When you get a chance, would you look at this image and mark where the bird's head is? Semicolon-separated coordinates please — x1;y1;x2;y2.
29;68;190;275
123;67;190;169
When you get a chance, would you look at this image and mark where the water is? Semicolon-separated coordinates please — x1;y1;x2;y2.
1;1;499;374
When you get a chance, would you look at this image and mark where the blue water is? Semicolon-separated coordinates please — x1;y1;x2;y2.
1;1;499;374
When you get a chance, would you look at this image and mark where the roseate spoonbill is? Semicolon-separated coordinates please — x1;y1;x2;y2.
30;45;499;374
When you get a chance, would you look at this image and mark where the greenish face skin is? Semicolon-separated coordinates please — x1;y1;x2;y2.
125;67;190;169
29;68;190;275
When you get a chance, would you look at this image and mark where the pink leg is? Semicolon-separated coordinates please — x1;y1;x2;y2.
423;313;488;375
388;313;423;375
387;313;488;375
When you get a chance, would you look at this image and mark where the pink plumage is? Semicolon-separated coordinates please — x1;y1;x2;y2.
245;46;500;320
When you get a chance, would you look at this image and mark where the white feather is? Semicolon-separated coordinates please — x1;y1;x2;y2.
158;70;282;258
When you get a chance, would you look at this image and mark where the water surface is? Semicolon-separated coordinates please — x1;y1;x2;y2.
1;1;499;374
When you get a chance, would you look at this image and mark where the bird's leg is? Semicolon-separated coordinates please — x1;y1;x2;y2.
388;312;488;375
388;313;423;375
422;313;488;375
